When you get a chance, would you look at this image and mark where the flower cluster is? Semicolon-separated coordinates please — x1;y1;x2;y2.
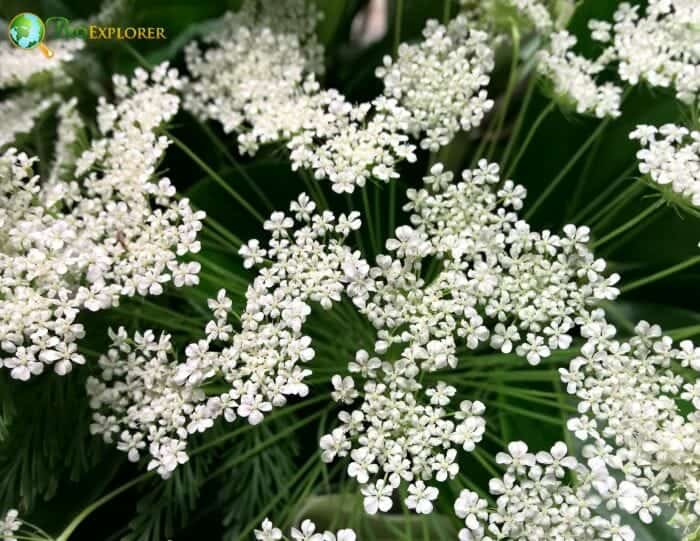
255;518;355;541
185;1;494;192
455;441;637;540
630;123;700;208
48;97;86;185
1;63;203;381
458;0;554;34
320;160;618;514
376;16;494;151
404;161;620;364
591;0;700;105
86;328;201;477
538;30;622;118
0;510;20;541
0;90;59;150
87;196;364;473
0;39;84;89
323;373;486;515
562;319;700;535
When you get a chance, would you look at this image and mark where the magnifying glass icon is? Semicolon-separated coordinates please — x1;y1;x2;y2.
8;13;54;58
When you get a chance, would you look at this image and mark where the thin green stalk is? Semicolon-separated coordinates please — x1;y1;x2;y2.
585;179;643;228
55;472;155;541
565;127;605;219
206;408;327;480
472;447;500;478
362;188;380;256
394;0;404;56
195;119;274;212
669;324;700;341
504;101;555;179
193;253;249;289
621;254;700;293
496;401;564;425
443;0;451;23
388;181;397;237
600;205;664;257
592;198;664;248
571;163;637;224
525;118;610;220
167;132;264;223
500;74;537;171
486;22;520;161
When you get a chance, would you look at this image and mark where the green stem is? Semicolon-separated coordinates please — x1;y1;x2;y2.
621;254;700;293
571;163;637;224
585;179;643;228
486;22;520;162
55;472;155;541
394;0;404;56
443;0;451;23
524;118;610;220
500;74;536;171
362;188;379;256
167;133;264;223
565;128;605;219
504;101;554;179
195;118;274;211
592;198;664;248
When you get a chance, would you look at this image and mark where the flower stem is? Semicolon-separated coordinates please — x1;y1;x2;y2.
503;101;555;179
571;163;637;224
500;74;536;171
486;22;520;161
394;0;404;56
621;254;700;293
591;198;664;248
524;118;610;220
168;132;264;223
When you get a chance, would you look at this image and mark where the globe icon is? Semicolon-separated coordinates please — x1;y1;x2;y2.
8;13;46;50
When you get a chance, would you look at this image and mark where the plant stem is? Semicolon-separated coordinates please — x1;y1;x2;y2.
565;127;604;219
500;74;536;171
592;198;664;248
524;118;610;220
168;133;264;223
195;118;274;211
486;22;520;161
585;179;643;228
504;101;555;179
571;163;637;224
621;254;700;293
394;0;404;56
443;0;451;23
55;472;156;541
362;188;380;256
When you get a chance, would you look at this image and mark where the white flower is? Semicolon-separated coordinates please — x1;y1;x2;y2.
406;481;439;514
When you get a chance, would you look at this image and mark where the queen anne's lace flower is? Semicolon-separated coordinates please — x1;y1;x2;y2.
255;518;355;541
0;91;60;149
0;39;84;89
87;195;363;472
455;441;637;541
594;0;700;105
0;510;21;541
1;63;203;381
376;16;495;151
320;160;617;513
185;0;494;192
630;123;700;208
562;319;700;536
538;30;622;118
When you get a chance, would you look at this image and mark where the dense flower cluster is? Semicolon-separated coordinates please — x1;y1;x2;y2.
0;39;84;89
0;63;203;381
376;16;494;151
455;441;637;540
0;91;59;149
538;30;622;118
185;1;494;192
458;0;553;33
255;518;355;541
88;196;364;473
0;510;20;541
591;0;700;105
562;319;700;536
49;97;86;184
320;160;618;513
630;123;700;208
